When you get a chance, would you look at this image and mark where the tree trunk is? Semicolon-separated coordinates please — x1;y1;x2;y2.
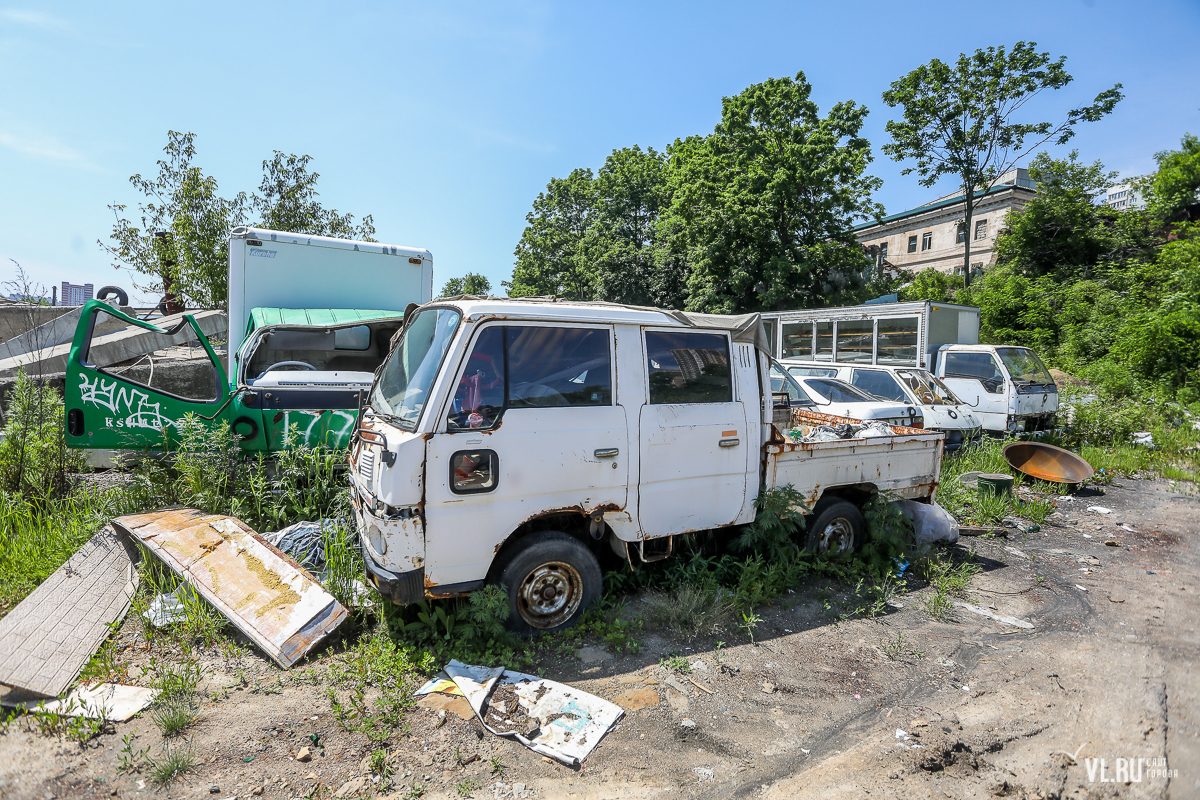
962;187;975;290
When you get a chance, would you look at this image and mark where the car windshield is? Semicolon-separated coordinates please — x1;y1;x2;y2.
897;369;963;405
369;307;461;430
769;361;814;406
997;347;1055;385
802;378;877;404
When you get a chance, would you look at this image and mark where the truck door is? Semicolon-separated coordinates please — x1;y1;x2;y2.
938;349;1009;432
637;329;749;536
65;301;229;450
423;323;628;590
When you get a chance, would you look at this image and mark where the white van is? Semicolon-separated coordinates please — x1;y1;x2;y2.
782;360;982;450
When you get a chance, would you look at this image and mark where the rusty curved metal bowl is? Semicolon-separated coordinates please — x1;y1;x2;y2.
1003;442;1094;485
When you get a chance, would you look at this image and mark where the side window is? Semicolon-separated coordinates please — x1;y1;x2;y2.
851;370;908;403
447;325;612;431
645;331;732;405
506;326;611;408
944;352;1002;381
448;327;505;430
81;307;220;402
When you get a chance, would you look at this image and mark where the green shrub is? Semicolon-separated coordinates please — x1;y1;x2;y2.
0;370;85;498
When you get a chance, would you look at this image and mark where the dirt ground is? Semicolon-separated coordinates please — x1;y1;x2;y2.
1;477;1197;800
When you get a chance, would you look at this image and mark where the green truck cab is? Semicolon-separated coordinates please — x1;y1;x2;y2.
65;227;433;452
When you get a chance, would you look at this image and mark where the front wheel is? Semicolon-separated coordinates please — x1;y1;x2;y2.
804;498;864;559
495;531;601;635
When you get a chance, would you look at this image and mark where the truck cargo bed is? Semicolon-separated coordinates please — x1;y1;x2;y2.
764;409;944;510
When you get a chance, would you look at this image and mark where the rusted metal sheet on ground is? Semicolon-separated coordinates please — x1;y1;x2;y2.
0;526;139;698
112;509;347;668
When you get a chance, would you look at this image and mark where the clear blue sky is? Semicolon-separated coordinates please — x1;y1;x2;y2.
2;0;1197;304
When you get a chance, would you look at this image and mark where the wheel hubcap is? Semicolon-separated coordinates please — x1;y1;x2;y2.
818;518;855;556
517;562;583;629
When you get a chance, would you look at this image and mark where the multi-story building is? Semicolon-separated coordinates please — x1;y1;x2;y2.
61;281;94;306
854;168;1037;278
1102;182;1145;211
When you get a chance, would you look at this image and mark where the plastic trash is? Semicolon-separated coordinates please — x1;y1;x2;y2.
801;425;848;442
858;421;896;438
1087;506;1114;515
893;499;960;545
1131;431;1154;448
143;584;199;628
263;518;346;571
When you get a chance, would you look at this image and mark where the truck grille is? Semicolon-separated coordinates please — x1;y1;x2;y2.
359;450;375;483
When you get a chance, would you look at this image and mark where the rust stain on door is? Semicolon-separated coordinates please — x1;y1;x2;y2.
113;509;348;668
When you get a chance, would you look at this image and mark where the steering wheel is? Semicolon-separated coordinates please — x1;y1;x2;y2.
256;361;318;380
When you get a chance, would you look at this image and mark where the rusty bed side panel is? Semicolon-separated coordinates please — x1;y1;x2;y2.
112;509;348;668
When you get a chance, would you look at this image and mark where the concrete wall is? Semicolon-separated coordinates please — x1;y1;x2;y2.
0;305;175;344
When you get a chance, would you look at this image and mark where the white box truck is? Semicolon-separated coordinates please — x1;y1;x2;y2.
348;298;945;633
759;301;1057;434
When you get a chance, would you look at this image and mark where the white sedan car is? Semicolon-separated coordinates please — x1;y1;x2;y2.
770;362;923;428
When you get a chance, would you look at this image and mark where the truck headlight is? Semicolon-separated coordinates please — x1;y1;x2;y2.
368;524;387;555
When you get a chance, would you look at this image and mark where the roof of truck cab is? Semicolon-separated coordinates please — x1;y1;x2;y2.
248;308;405;329
431;296;771;350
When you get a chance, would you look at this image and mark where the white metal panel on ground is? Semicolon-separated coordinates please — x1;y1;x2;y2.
112;509;348;668
1;683;158;721
443;660;623;766
0;526;139;698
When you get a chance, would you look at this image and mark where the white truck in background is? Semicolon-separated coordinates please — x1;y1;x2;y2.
348;298;945;633
760;300;1058;434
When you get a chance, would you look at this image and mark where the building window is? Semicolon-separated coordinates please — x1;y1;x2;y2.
879;242;888;260
921;232;932;251
974;219;987;240
907;235;917;254
956;223;967;244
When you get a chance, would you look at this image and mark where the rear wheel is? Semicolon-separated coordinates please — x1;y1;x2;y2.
495;531;601;635
804;498;864;559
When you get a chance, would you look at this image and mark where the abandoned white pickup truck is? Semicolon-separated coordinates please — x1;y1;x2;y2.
348;299;945;632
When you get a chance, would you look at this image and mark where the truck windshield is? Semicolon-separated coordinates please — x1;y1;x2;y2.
896;369;963;405
370;308;461;430
996;347;1055;386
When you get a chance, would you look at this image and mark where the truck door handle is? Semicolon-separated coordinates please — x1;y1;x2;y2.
594;448;619;458
719;438;740;448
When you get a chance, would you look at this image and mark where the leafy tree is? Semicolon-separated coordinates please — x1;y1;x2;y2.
592;146;674;307
667;72;884;314
897;268;957;303
992;151;1136;282
105;133;376;309
103;131;247;310
439;272;492;297
1138;133;1200;223
251;151;376;241
505;168;598;300
881;42;1123;287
